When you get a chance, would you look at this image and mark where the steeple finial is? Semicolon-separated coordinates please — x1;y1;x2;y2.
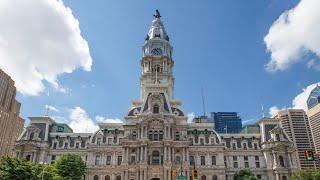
153;9;161;18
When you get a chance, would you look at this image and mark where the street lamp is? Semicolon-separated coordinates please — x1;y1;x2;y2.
39;162;49;180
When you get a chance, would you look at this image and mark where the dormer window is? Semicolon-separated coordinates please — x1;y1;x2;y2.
276;134;281;141
29;132;34;140
153;104;159;114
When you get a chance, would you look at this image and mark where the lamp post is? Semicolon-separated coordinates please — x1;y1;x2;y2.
40;162;49;180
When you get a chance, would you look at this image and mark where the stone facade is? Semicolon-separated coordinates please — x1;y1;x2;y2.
14;11;298;180
0;68;24;157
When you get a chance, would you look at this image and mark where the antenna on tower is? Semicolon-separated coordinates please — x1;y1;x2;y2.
45;105;50;116
261;104;265;118
201;87;206;116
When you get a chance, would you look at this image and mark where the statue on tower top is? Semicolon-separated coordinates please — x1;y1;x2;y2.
153;9;161;18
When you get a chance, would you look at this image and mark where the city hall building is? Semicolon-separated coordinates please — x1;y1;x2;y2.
14;11;298;180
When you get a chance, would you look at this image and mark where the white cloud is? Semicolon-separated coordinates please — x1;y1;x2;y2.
292;82;320;110
45;104;59;112
269;106;286;117
307;59;320;71
68;107;98;133
187;112;195;123
0;0;92;96
264;0;320;72
96;115;123;124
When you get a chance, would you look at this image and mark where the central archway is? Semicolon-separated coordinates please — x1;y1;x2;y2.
151;178;160;180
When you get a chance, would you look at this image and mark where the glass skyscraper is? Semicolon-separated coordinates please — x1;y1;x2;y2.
211;112;242;133
307;85;320;109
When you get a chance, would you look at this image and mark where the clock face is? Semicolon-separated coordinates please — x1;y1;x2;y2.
151;48;163;56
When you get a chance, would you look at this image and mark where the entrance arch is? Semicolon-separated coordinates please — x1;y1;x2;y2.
151;178;160;180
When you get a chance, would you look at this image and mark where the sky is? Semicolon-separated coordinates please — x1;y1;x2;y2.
1;0;320;132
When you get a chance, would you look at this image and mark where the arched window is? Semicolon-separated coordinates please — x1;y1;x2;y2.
26;155;31;161
94;175;99;180
212;175;218;180
153;104;159;114
29;132;34;140
116;175;121;180
279;156;285;167
152;151;160;164
201;175;206;180
282;176;287;180
105;175;110;180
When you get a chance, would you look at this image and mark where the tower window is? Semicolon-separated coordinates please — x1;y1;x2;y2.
153;104;159;114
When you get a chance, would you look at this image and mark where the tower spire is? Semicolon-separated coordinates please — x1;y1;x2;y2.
153;9;161;19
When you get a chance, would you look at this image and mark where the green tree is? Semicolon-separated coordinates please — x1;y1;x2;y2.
234;169;258;180
31;163;62;180
0;156;33;180
291;169;320;180
54;154;86;180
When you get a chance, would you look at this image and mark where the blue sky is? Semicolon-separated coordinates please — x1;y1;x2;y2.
4;0;320;130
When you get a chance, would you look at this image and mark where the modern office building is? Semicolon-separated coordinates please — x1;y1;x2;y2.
0;69;24;157
307;85;320;155
211;112;242;133
14;10;298;180
275;109;317;169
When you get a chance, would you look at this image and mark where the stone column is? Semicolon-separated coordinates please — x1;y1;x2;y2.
122;148;125;163
163;168;167;180
186;148;189;162
164;146;167;161
168;169;171;180
183;148;185;163
287;152;292;167
111;174;115;180
168;147;171;161
144;169;147;180
121;171;124;180
144;147;147;161
126;148;129;163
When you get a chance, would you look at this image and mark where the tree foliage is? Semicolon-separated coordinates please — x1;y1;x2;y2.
0;156;33;180
0;154;86;180
234;169;258;180
54;154;86;180
291;169;320;180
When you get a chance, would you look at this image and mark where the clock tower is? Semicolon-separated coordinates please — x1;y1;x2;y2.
140;10;175;100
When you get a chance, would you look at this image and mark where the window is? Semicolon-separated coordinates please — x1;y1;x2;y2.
106;155;111;165
205;136;209;144
190;156;194;166
255;161;260;168
276;134;280;141
201;175;206;180
233;162;238;168
154;131;159;141
254;143;258;150
116;176;121;180
159;131;163;140
211;156;216;165
108;138;112;145
224;156;227;167
105;175;110;180
94;175;99;180
257;175;261;179
201;156;206;166
29;132;34;140
58;140;63;148
153;104;159;114
95;155;101;166
51;155;56;164
81;140;86;147
26;155;31;161
175;156;181;165
245;162;249;168
152;151;160;164
212;175;218;180
233;156;237;161
53;142;57;149
97;138;101;145
279;156;285;167
195;136;199;144
243;143;247;150
255;156;260;168
117;156;122;165
64;142;68;149
232;143;236;150
175;132;180;140
130;156;136;165
200;138;204;145
75;142;79;149
148;130;153;140
282;176;287;180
